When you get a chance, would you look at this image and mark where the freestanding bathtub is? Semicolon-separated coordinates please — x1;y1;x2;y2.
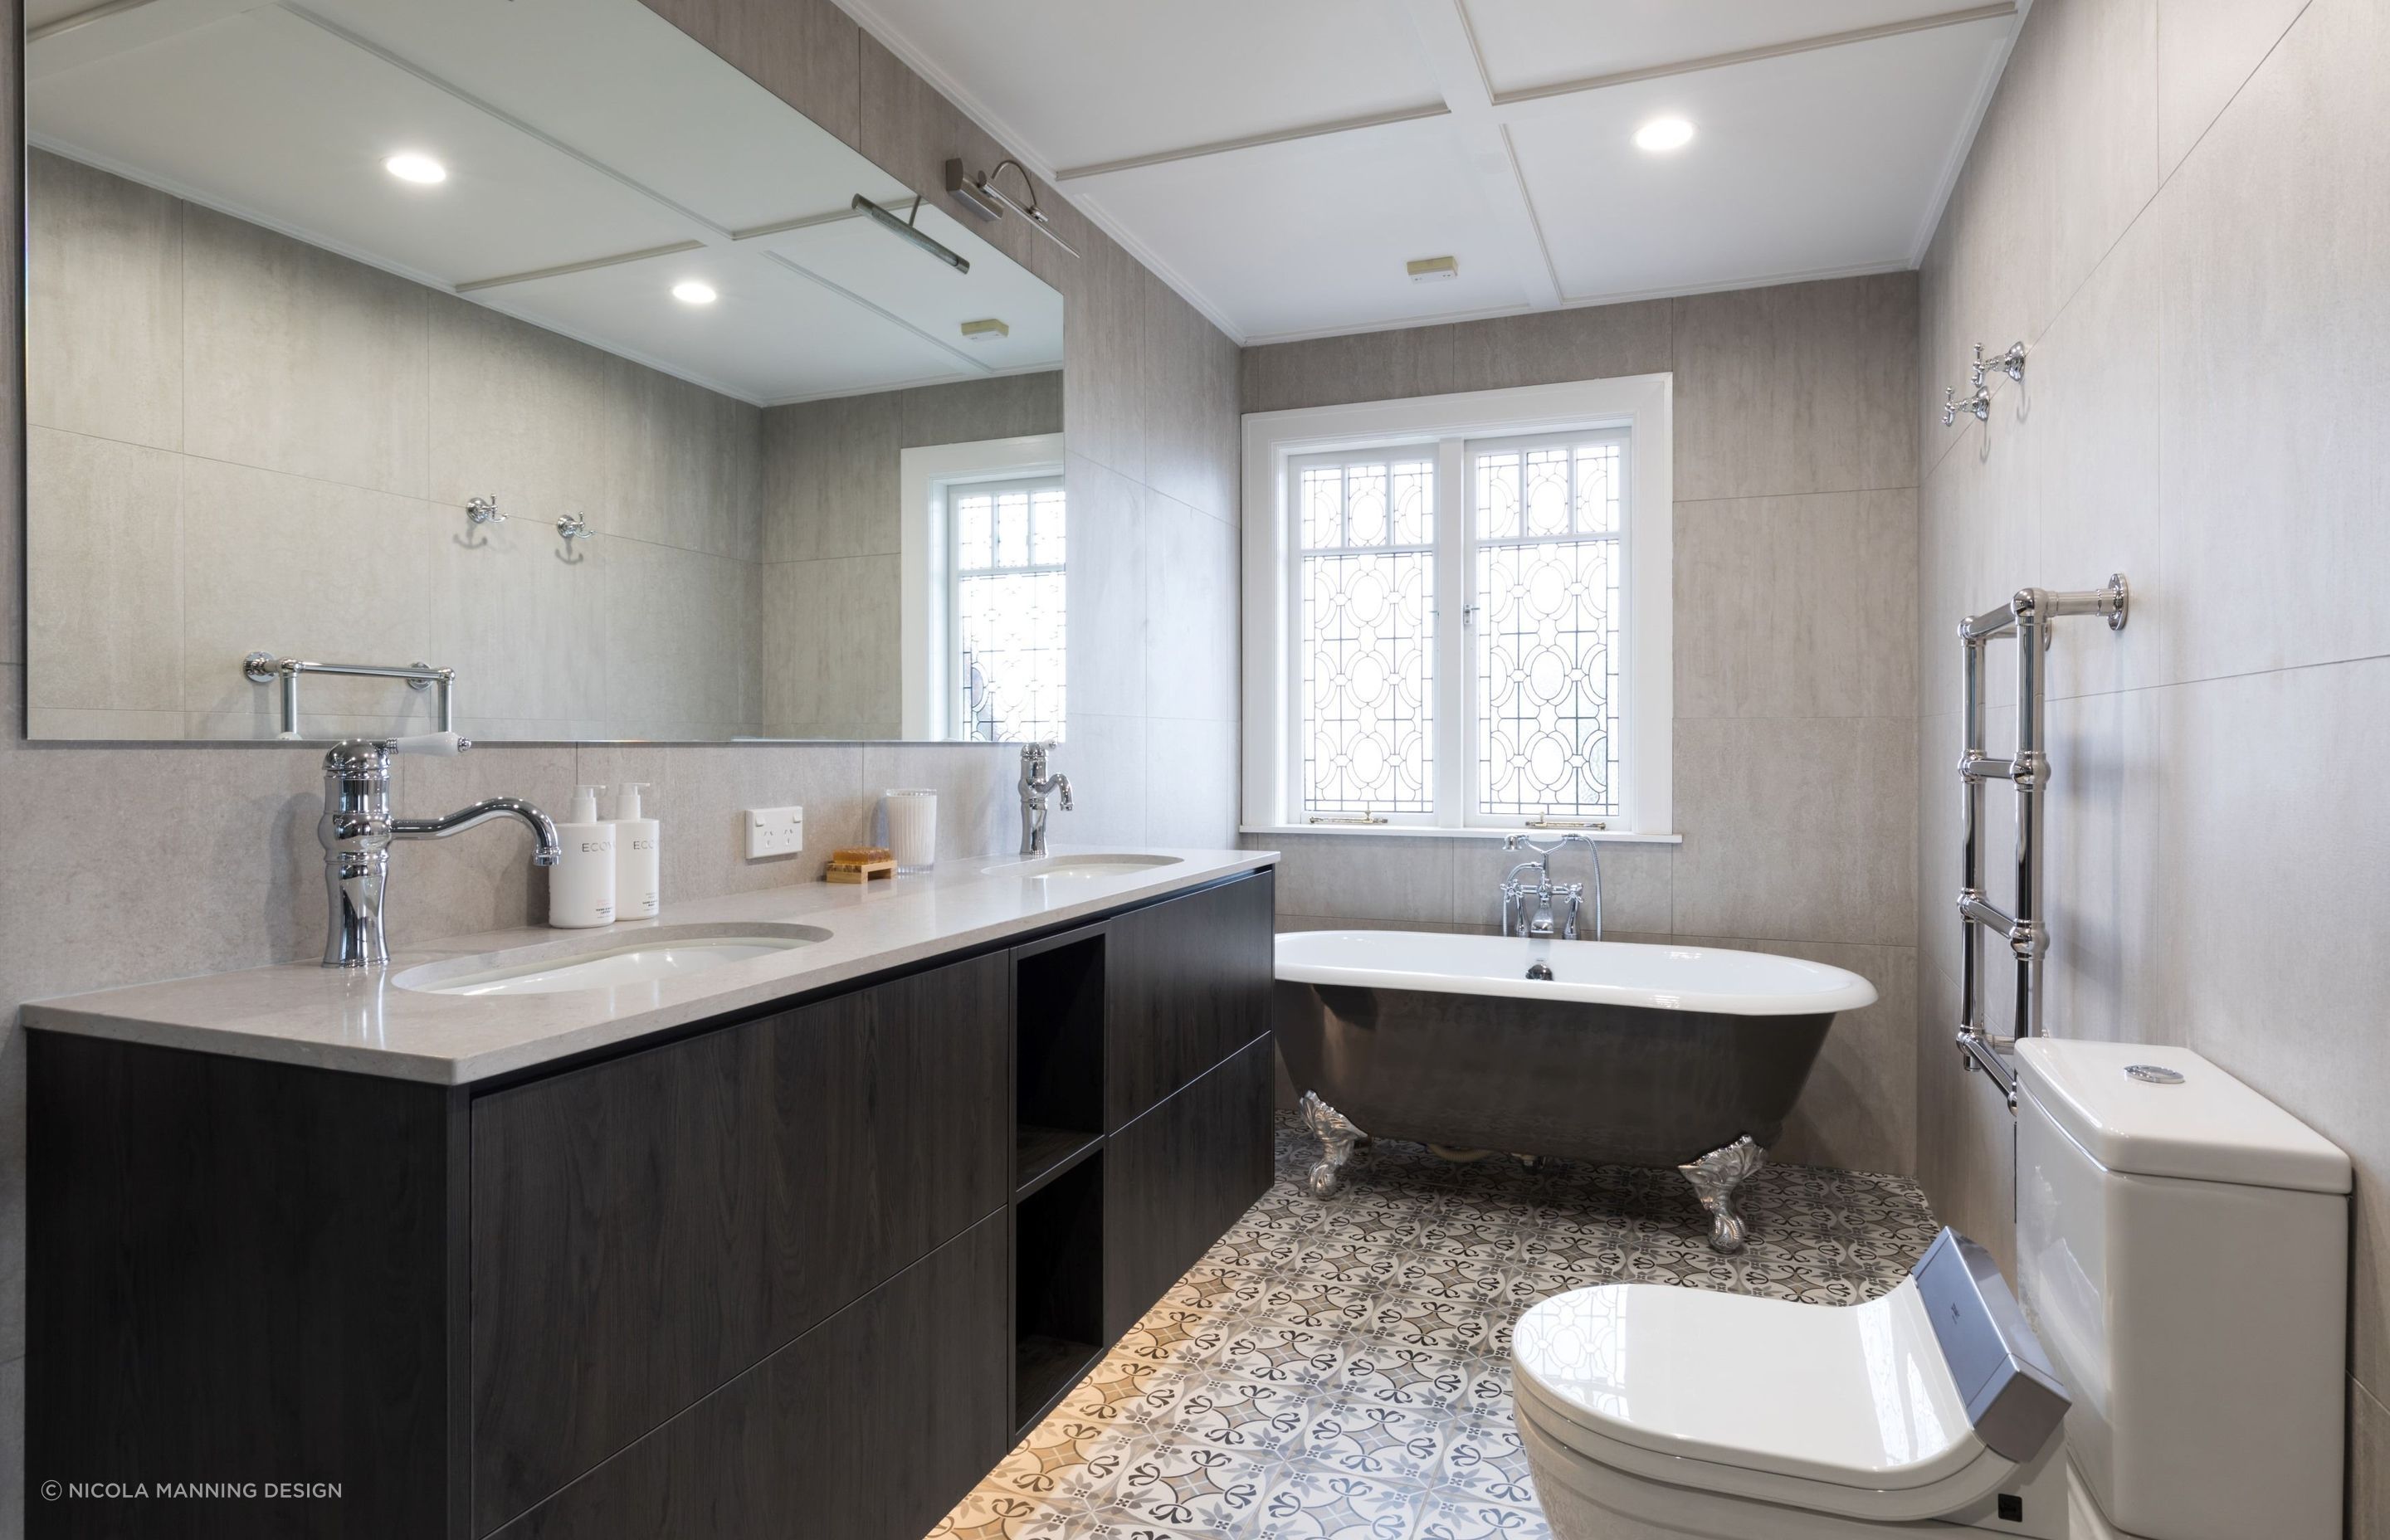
1274;930;1878;1251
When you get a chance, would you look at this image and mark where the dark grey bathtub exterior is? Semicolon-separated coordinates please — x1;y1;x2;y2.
1274;977;1835;1250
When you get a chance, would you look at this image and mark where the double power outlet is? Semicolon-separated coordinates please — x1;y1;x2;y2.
744;805;804;860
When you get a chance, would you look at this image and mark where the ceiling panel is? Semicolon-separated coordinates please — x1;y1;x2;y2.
478;247;976;405
843;0;1444;172
301;0;911;232
1509;19;2007;302
1070;115;1534;341
28;5;693;286
758;204;1065;374
1462;0;1994;98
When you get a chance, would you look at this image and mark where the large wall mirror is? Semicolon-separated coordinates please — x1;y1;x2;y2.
22;0;1067;743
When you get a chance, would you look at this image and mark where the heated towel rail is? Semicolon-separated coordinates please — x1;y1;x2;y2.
1954;573;2129;1107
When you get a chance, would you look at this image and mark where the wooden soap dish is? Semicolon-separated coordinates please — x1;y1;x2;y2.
825;846;897;885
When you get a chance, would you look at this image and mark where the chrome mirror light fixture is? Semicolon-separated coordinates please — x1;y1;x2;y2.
946;157;1080;257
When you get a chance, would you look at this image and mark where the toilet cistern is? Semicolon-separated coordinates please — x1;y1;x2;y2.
317;733;562;968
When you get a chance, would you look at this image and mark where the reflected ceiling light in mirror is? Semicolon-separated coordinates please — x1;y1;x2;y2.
383;152;447;184
1632;117;1695;154
671;280;719;305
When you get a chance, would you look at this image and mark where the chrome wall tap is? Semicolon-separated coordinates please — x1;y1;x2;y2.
1500;831;1604;941
318;733;562;968
1017;742;1073;856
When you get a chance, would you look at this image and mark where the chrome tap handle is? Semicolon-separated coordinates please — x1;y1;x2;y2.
1055;775;1073;812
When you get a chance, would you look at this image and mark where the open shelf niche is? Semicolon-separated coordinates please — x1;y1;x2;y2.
1013;930;1105;1194
1012;1151;1104;1432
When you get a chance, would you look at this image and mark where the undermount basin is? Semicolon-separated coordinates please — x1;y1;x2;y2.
396;922;830;997
980;853;1184;880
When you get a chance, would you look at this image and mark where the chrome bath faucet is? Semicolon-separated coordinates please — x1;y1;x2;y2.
1018;742;1072;856
318;733;562;967
1500;831;1604;941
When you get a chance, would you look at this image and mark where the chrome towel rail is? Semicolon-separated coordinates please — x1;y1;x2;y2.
1953;573;2128;1107
243;654;456;741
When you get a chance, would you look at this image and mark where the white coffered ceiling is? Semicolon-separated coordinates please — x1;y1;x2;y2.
842;0;2024;343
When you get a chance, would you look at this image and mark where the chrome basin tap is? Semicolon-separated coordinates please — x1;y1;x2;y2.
318;733;562;968
1500;832;1604;941
1018;742;1073;856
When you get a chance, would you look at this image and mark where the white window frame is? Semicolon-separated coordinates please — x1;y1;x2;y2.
1240;378;1676;841
899;432;1066;739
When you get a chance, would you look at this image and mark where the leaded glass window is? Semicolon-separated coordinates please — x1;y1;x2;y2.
1294;452;1435;816
951;476;1065;743
1471;436;1623;819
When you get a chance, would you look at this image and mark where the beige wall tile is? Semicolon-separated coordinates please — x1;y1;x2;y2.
1673;273;1917;502
1674;489;1916;721
27;152;181;451
178;460;439;725
859;743;1012;864
1144;494;1238;724
1066;456;1149;722
2158;658;2390;1396
26;428;182;714
2155;0;2390;685
760;391;902;565
1049;711;1147;847
432;510;609;729
662;743;868;899
1266;833;1458;926
1063;233;1149;484
1420;300;1673;397
2156;0;2310;178
182;205;427;497
1241;325;1438;416
900;370;1063;450
1673;714;1915;946
1144;716;1239;849
2030;0;2159;327
385;743;578;940
759;555;900;738
1143;271;1236;522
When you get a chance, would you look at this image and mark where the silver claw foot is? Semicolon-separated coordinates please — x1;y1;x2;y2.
1299;1091;1368;1198
1679;1135;1767;1252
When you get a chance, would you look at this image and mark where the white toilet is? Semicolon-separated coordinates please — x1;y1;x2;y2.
1512;1038;2351;1540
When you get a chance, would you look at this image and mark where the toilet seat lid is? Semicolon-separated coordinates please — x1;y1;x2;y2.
1510;1279;1987;1492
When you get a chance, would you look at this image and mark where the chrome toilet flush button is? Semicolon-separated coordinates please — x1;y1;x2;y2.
2125;1064;2185;1084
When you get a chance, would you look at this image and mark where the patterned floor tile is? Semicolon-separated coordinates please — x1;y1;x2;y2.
935;1114;1938;1540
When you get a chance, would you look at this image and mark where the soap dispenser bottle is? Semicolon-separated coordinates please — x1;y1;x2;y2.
549;785;617;928
611;781;661;919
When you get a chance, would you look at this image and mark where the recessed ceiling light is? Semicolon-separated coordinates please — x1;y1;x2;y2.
1407;256;1460;284
671;280;718;305
1633;117;1695;154
383;153;446;185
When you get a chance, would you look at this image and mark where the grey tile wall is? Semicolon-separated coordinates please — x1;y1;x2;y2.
754;372;1061;740
27;151;766;742
0;1;1249;1517
1915;2;2388;1529
1242;271;1923;1182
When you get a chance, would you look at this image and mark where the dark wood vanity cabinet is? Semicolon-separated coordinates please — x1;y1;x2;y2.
27;869;1274;1540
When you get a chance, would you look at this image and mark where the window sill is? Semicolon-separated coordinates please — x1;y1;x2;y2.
1240;824;1681;846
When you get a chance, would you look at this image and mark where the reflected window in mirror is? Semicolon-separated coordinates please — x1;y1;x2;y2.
952;477;1066;743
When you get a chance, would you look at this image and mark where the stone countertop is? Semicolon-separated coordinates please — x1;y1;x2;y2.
22;847;1277;1085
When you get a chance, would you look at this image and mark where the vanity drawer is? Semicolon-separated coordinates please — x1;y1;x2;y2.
489;1212;1008;1540
468;953;1007;1534
1104;870;1274;1126
1104;1032;1277;1339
